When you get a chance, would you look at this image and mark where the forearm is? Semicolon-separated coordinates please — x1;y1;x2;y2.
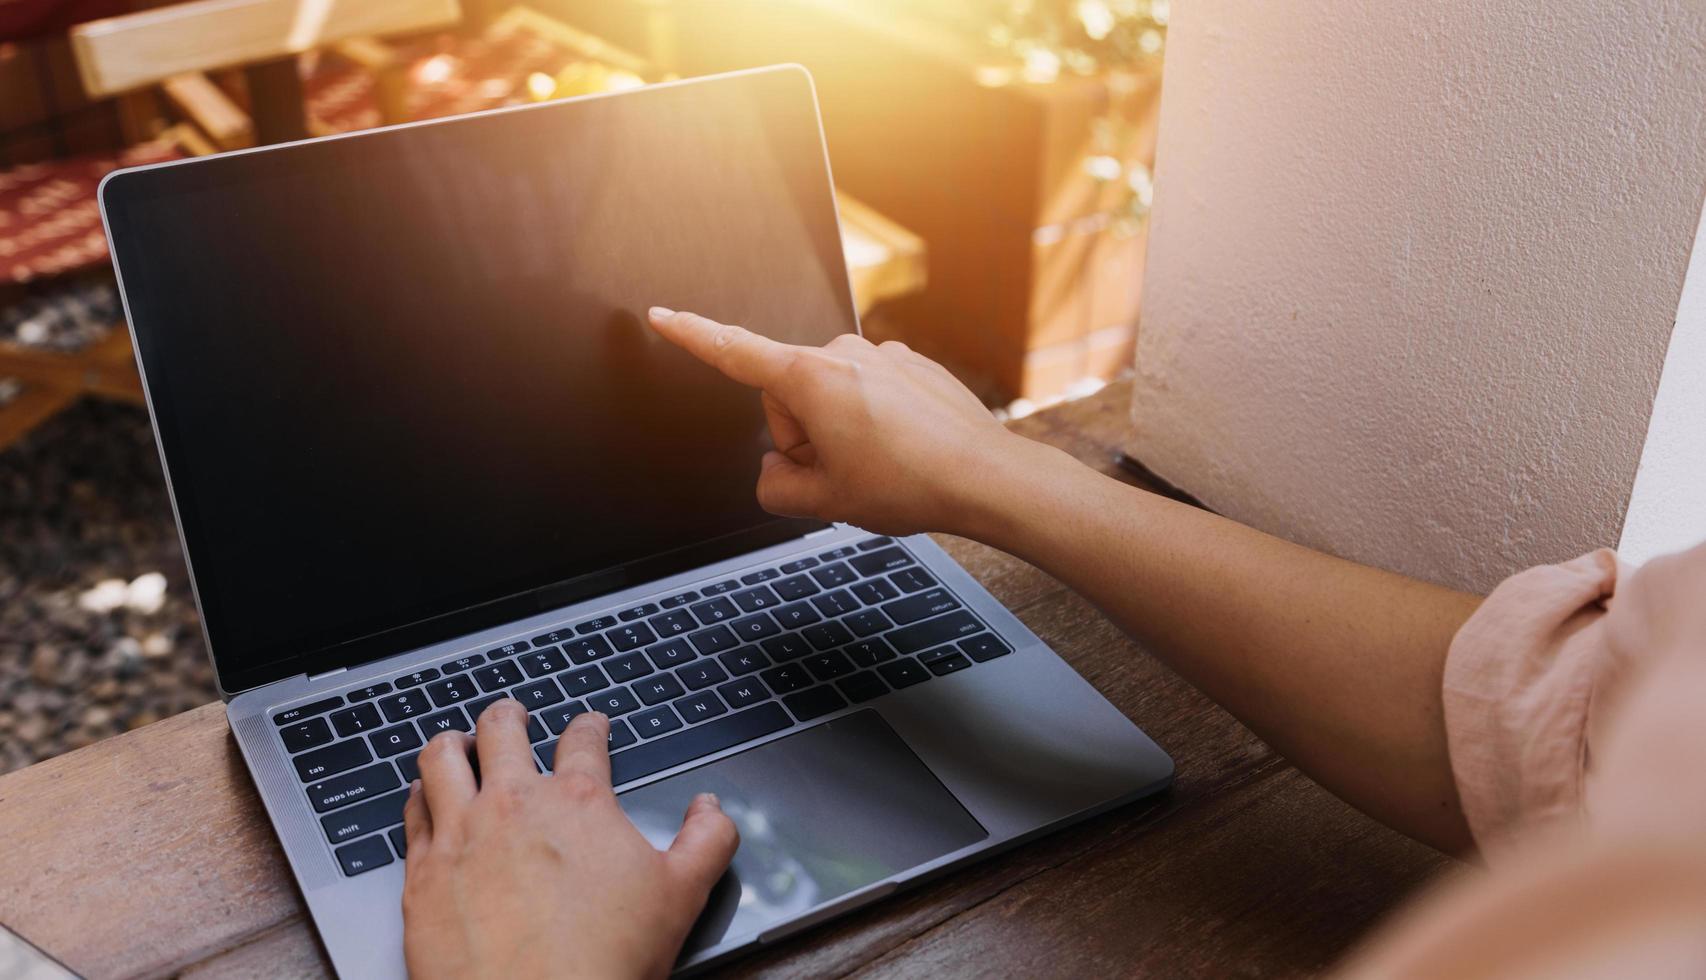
958;436;1480;853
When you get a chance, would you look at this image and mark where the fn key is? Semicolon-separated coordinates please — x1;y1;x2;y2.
336;835;394;876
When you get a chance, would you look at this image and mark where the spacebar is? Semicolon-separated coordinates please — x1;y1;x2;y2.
611;702;791;786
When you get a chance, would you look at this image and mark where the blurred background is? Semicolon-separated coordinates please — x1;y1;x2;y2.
0;0;1166;773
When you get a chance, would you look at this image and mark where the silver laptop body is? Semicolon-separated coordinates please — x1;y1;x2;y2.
99;66;1173;977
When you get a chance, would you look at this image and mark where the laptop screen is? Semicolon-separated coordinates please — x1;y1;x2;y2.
101;67;855;694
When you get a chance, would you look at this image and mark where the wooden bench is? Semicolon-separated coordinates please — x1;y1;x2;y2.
0;379;1450;977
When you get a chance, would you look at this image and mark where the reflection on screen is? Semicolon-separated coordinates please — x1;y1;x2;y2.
105;69;855;688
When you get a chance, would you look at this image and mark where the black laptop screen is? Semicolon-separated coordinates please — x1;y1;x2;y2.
101;68;854;694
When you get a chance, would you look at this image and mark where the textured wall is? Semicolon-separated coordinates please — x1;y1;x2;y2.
1129;0;1706;591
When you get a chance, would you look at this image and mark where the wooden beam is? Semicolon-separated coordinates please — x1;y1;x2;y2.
70;0;463;98
161;72;254;151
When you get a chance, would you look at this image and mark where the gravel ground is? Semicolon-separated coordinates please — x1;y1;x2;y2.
0;399;214;775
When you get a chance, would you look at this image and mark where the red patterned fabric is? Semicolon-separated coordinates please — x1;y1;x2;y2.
0;139;183;285
304;23;587;135
0;0;131;43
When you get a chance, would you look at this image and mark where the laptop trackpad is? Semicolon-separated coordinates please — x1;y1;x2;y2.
617;709;988;957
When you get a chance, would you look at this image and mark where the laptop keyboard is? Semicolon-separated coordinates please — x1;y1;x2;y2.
270;536;1014;877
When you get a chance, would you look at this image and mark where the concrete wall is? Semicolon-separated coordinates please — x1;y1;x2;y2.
1129;0;1706;591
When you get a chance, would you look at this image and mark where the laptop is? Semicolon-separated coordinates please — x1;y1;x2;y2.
98;65;1173;977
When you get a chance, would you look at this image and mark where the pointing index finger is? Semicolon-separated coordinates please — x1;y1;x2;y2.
648;307;798;391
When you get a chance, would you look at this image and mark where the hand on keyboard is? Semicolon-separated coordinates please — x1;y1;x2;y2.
648;307;1051;538
400;700;738;980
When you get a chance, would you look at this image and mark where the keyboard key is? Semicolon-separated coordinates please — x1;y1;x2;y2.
514;678;565;710
331;703;383;738
608;622;657;652
740;568;781;584
648;609;696;637
856;536;895;552
783;685;848;722
731;585;780;612
804;650;855;682
817;546;858;561
280;717;333;753
920;648;974;676
370;722;423;758
773;601;822;630
883;588;963;626
587;687;641;717
348;682;392;702
761;633;813;662
562;635;614;664
702;579;741;595
321;789;408;844
660;590;699;608
528;716;549;744
558;666;610;698
394;667;440;689
674;691;729;722
646;637;697;670
520;648;569;677
274;696;342;727
396;751;421;783
378;691;431;724
773;574;819;601
441;654;485;674
889;567;936;593
760;663;812;694
541;702;588;735
532;627;576;647
635;674;686;705
810;563;856;588
717;678;772;709
632;705;684;738
307;762;401;813
878;658;931;689
604;651;653;684
466;694;507;722
887;608;981;654
690;596;738;623
802;621;855;650
487;640;530;658
609;703;791;785
618;603;659;621
844;609;894;637
850;546;915;577
473;659;523;692
837;671;889;703
687;625;739;656
419;707;470;737
852;579;901;605
718;646;770;676
780;556;819;573
425;674;478;707
959;633;1013;662
576;616;618;635
730;612;781;642
295;738;373;782
389;826;408;859
810;589;860;617
844;638;898;668
676;660;729;691
335;835;394;876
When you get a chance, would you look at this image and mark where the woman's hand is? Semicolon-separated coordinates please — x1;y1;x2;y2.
647;307;1046;537
400;700;738;980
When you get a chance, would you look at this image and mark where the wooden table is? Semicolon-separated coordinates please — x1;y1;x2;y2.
0;380;1451;978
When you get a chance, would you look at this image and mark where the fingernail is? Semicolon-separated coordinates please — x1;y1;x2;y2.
409;779;421;797
696;792;720;809
649;306;675;319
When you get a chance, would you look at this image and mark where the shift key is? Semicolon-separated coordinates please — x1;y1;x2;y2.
320;788;408;844
293;738;372;783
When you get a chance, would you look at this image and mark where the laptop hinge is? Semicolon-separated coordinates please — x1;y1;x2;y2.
803;525;840;539
308;666;349;682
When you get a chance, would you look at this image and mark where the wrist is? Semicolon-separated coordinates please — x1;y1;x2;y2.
943;431;1078;548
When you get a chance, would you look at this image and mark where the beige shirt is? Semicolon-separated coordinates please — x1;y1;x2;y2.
1340;544;1706;977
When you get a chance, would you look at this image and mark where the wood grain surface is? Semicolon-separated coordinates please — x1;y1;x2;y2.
0;380;1452;978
